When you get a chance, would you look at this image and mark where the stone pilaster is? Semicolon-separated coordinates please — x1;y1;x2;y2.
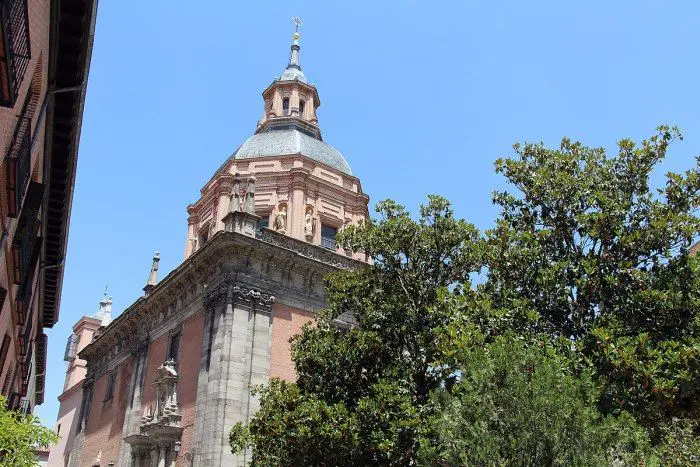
191;280;274;466
119;340;149;466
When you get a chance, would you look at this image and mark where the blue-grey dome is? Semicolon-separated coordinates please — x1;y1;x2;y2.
279;66;307;84
234;129;352;175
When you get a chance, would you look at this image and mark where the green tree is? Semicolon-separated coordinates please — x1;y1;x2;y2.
484;126;700;429
0;395;58;466
419;335;651;466
231;196;483;465
230;127;699;464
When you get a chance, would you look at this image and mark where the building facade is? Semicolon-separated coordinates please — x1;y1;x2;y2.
66;31;370;466
47;293;111;466
0;0;96;414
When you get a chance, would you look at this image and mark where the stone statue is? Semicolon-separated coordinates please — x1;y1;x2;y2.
304;209;314;238
274;206;287;233
230;176;242;213
244;175;256;214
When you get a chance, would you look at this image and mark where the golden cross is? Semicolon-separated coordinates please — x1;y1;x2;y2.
292;16;302;33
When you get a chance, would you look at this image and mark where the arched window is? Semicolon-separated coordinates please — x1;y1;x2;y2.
282;98;289;116
299;100;305;117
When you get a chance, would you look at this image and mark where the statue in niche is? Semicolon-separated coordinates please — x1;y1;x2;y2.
305;208;315;238
230;175;242;213
244;175;256;214
273;206;287;233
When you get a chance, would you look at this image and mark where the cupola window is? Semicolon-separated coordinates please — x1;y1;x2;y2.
282;98;290;116
299;100;305;117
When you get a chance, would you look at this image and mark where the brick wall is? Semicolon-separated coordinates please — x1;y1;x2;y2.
175;310;204;465
80;357;133;467
0;0;51;408
269;303;315;381
140;333;168;417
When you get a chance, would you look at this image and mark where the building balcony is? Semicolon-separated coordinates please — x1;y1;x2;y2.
0;0;31;108
5;115;31;217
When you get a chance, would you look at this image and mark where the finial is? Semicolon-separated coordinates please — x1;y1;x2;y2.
143;250;161;296
95;289;113;326
287;17;302;69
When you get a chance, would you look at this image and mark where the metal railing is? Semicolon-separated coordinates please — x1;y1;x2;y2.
5;115;31;217
0;0;31;107
321;236;336;250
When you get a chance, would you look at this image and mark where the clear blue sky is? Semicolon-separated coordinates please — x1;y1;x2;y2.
36;1;700;425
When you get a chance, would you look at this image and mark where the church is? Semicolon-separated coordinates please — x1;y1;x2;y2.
56;26;371;467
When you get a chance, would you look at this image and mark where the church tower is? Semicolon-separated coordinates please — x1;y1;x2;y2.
70;24;371;467
184;25;369;259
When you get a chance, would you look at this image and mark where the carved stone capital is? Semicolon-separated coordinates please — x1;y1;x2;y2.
203;283;228;312
203;280;275;313
229;283;276;310
130;337;149;357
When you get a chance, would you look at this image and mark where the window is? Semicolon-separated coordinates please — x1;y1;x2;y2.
56;423;60;436
0;287;6;318
167;332;181;363
321;224;338;250
0;334;10;378
197;228;209;249
103;370;116;401
2;367;13;395
6;100;32;218
282;98;289;116
256;218;269;233
0;0;31;107
299;100;305;117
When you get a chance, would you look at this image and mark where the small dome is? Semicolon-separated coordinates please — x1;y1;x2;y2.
279;67;307;84
234;129;352;175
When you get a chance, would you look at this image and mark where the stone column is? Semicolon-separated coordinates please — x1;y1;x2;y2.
291;87;300;116
150;446;159;467
191;280;274;466
308;94;317;124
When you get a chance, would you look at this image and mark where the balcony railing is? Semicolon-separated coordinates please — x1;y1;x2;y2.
321;236;336;250
5;115;31;217
0;0;31;107
11;181;43;323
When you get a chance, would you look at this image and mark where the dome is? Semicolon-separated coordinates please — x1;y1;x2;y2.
279;66;307;84
234;129;352;175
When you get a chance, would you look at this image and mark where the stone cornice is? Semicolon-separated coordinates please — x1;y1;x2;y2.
58;379;84;402
193;162;369;214
79;230;363;375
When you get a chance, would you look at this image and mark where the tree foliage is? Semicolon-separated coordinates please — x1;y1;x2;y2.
485;126;700;429
419;335;650;466
231;197;482;465
231;127;700;465
0;396;58;466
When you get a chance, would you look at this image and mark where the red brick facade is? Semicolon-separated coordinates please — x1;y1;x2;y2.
269;304;314;381
0;0;95;413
